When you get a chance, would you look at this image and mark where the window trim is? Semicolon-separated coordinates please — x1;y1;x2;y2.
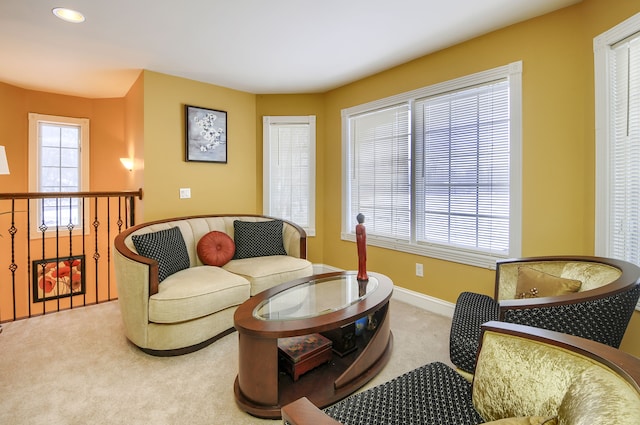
593;12;640;309
341;62;522;270
263;115;316;237
28;113;90;237
594;12;640;257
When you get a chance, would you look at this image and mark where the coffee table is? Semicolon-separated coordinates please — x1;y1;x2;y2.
233;271;394;418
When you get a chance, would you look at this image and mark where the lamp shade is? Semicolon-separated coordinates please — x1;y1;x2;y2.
0;146;9;175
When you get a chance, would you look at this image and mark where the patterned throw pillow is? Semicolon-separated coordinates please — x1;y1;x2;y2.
233;220;287;259
197;231;236;266
131;226;190;282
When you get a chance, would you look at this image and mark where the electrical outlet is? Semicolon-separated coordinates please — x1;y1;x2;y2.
416;263;424;277
179;188;191;199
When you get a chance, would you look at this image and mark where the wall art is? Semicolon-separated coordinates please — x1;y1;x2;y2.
185;105;228;163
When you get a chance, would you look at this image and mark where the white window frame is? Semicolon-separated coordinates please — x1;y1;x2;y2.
28;113;90;237
341;62;522;269
594;12;640;309
263;115;316;236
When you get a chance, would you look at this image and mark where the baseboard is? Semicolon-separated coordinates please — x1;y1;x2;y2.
391;286;455;318
311;263;455;318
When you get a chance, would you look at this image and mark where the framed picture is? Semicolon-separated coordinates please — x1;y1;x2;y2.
185;105;228;163
32;255;85;302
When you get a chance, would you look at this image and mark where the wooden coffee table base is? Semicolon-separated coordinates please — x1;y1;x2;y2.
233;271;394;419
234;332;393;419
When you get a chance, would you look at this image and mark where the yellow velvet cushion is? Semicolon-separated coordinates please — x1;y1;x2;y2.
515;267;582;299
484;417;557;425
557;366;640;425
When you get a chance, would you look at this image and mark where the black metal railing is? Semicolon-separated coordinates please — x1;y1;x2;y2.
0;189;143;323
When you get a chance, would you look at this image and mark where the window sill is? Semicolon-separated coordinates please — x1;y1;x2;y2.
341;233;506;270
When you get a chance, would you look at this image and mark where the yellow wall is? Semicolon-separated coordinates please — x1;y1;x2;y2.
304;0;640;354
255;94;326;263
2;0;640;356
140;71;258;220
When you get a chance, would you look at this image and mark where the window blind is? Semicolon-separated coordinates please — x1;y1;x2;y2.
349;104;411;241
264;117;315;235
608;34;640;264
415;80;510;254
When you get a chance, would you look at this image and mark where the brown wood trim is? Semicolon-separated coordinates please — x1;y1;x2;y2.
233;271;394;418
479;321;640;391
494;255;640;313
233;272;394;337
139;327;236;357
113;213;309;297
281;397;343;425
0;188;143;200
334;304;391;389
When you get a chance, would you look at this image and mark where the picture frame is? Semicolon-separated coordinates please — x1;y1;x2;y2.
185;105;228;163
32;255;85;302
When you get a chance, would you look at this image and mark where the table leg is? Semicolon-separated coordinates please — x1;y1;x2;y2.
237;332;279;406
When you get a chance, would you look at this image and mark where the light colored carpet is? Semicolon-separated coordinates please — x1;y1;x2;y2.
0;298;453;424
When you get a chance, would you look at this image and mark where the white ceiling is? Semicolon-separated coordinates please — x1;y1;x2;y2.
0;0;581;99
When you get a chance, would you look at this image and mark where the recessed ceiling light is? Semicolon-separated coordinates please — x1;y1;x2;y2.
52;7;85;23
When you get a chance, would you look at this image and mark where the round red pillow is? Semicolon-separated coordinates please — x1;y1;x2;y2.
197;231;236;266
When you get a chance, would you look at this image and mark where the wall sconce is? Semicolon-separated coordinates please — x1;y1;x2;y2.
119;157;134;172
0;146;10;175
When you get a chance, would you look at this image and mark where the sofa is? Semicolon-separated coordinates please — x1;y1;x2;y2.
113;214;313;355
281;321;640;425
449;256;640;375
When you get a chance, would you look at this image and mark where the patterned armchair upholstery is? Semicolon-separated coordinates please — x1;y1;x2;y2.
449;256;640;376
281;321;640;425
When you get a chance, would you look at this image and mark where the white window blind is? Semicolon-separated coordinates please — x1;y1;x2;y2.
594;13;640;309
342;62;522;269
348;104;411;241
263;116;316;236
609;34;640;263
415;80;510;254
599;32;640;261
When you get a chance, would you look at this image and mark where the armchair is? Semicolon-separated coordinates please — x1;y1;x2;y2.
449;255;640;375
282;321;640;425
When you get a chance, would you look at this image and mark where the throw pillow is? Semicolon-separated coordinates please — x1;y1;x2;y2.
483;417;557;425
233;220;287;259
515;267;582;299
197;231;236;266
131;226;190;282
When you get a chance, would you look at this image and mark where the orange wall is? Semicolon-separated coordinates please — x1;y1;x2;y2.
0;81;131;192
0;82;132;319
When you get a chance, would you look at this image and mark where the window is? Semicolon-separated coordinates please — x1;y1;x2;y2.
263;116;316;236
594;12;640;308
28;113;90;235
342;62;522;269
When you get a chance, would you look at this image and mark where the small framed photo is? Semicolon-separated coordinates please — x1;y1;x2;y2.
32;255;86;302
185;105;228;163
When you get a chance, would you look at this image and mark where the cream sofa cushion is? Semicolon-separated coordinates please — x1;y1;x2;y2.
149;266;250;323
224;255;313;296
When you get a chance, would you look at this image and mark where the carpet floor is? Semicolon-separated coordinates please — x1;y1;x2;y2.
0;298;453;424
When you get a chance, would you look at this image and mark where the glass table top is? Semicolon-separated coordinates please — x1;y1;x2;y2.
254;273;379;321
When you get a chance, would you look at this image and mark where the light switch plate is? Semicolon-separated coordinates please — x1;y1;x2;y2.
179;188;191;199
